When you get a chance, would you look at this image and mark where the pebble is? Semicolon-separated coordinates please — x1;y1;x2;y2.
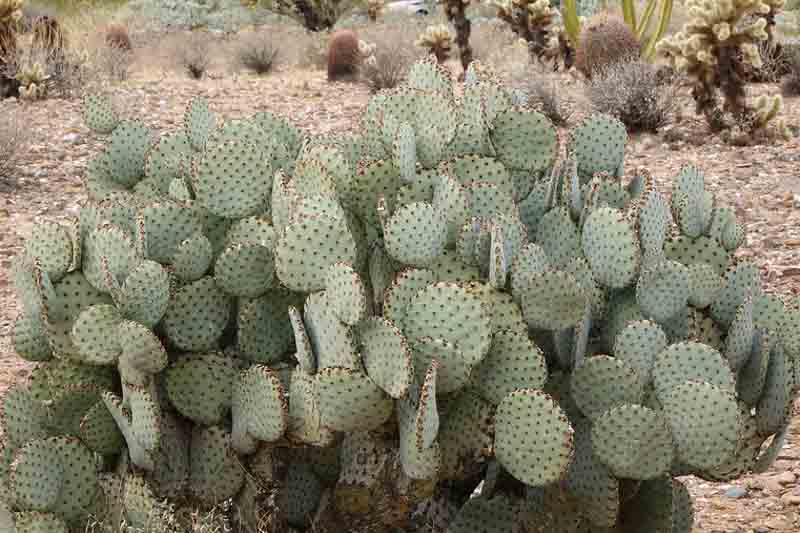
774;472;797;486
725;486;748;499
781;493;800;505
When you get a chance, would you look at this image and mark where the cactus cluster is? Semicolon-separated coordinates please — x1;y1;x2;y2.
491;0;566;67
415;24;454;64
657;0;791;140
2;55;798;532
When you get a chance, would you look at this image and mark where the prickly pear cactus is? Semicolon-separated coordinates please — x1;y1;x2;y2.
2;58;797;533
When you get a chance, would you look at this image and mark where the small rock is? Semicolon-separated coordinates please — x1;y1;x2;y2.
724;486;748;499
62;133;80;144
774;471;796;486
781;492;800;505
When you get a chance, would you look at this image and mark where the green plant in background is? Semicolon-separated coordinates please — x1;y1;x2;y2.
658;0;791;142
561;0;672;60
415;23;454;63
246;0;364;31
490;0;566;67
2;54;798;532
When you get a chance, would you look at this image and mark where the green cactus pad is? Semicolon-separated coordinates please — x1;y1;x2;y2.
384;201;448;267
162;276;231;352
317;367;393;432
82;223;136;293
144;132;192;191
756;343;795;436
0;504;13;533
47;385;102;437
447;494;519;533
288;306;315;374
95;120;153;188
725;297;755;371
237;289;299;363
413;360;440;450
233;365;288;444
465;181;517;220
635;260;691;322
582;207;640;289
456;215;491;267
184;97;216;151
432;174;469;247
407;55;452;95
71;305;124;363
393;122;417;183
342;159;401;228
324;262;368;326
12;314;52;362
663;235;730;275
276;462;323;529
516;270;588;331
214;242;275;298
382;269;436;329
141;202;203;264
449;155;513;197
737;330;771;407
83;93;119;134
535;206;580;269
116;259;170;328
275;214;357;292
491;109;558;172
709;260;760;328
252;110;303;157
620;478;692;533
122;475;167;530
14;512;68;533
23;221;73;283
292;156;338;199
661;381;740;470
474;329;548;405
287;369;335;446
359;317;413;399
414;93;458;168
115;320;165;376
171;232;213;281
612;320;668;387
494;389;574;486
165;353;236;425
510;242;549;292
569;114;627;180
438;389;494;480
10;438;64;511
79;400;125;455
397;395;441;480
304;291;359;370
190;425;245;505
564;419;619;528
570;355;644;419
411;336;472;395
687;263;722;309
652;341;735;401
592;404;673;480
403;282;492;366
0;385;48;446
192;140;271;219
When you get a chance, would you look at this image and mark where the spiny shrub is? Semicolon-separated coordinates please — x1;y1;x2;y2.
574;15;640;78
359;40;414;92
1;55;797;533
327;29;360;81
179;32;212;80
237;31;279;75
526;77;573;126
586;59;678;132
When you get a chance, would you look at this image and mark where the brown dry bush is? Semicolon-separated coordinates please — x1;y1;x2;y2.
105;23;132;52
586;59;678;133
237;31;280;75
783;49;800;96
358;26;421;91
176;32;213;80
0;107;28;182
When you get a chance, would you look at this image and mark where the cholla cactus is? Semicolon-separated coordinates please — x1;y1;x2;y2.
366;0;384;22
658;0;790;139
492;0;564;66
440;0;473;72
358;38;377;65
415;24;454;63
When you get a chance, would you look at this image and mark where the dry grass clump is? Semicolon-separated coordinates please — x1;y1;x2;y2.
358;24;423;91
178;31;213;80
585;59;678;132
237;31;280;75
0;106;28;182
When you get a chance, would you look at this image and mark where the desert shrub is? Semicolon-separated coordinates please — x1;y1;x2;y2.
586;59;678;132
327;28;360;81
783;47;800;95
18;2;56;32
105;22;132;51
0;106;26;180
470;19;517;63
360;40;415;91
175;31;213;79
574;15;640;78
95;38;134;81
526;77;573;126
237;31;279;74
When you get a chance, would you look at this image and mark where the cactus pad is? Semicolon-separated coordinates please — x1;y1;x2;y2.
162;277;231;352
491;109;557;172
10;439;64;511
83;94;119;134
190;426;245;504
411;336;471;395
184;97;216;151
474;329;548;405
171;232;213;281
516;270;587;331
232;365;288;444
582;207;640;289
317;367;393;432
592;405;673;480
494;389;574;486
116;259;170;328
214;242;275;297
612;320;667;387
359;317;413;399
569;114;627;180
165;353;236;426
23;222;72;283
325;263;368;326
384;201;448;267
304;291;359;369
635;260;691;322
652;341;736;401
570;355;644;419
